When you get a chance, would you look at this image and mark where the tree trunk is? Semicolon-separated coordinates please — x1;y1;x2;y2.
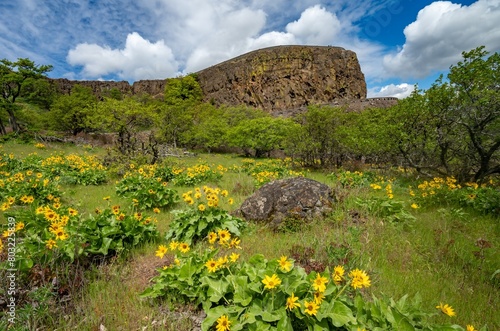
6;107;19;132
0;117;6;135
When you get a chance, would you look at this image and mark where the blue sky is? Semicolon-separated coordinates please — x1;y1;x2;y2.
1;0;499;98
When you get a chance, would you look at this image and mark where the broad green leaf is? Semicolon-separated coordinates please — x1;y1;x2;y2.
390;307;415;331
101;225;120;236
326;300;356;327
261;311;281;322
276;313;293;331
202;277;229;303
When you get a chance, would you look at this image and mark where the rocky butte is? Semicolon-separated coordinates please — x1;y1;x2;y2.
50;45;397;114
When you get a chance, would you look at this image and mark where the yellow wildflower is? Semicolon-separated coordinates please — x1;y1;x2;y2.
229;253;240;263
155;245;168;259
46;239;57;250
333;265;345;285
205;259;218;273
436;302;455;317
262;274;281;290
178;242;190;253
169;241;179;250
216;315;231;331
208;232;217;244
286;293;301;310
312;273;329;293
349;268;371;289
303;300;319;316
278;256;292;272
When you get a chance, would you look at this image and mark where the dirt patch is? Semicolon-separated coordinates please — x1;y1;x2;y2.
122;253;170;292
121;252;206;330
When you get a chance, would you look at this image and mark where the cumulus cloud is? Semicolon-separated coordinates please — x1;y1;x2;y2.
368;83;415;99
383;0;500;78
67;32;178;80
285;5;341;44
183;7;268;72
183;4;343;73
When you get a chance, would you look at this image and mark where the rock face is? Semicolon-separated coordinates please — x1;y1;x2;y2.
196;45;367;112
50;79;166;99
49;45;368;113
235;177;335;226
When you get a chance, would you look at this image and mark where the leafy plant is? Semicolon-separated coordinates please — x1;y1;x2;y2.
172;163;225;186
238;158;304;187
116;165;178;210
143;235;478;331
80;206;160;256
355;197;416;224
165;186;245;244
330;170;376;188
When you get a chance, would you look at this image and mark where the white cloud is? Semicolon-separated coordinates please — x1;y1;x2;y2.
67;32;178;80
368;83;415;99
183;7;268;73
286;5;341;44
383;0;500;78
247;31;297;50
183;4;345;73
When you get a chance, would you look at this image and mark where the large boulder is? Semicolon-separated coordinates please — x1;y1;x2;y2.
235;177;335;226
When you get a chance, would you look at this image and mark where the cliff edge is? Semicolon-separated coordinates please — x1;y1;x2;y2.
196;45;367;111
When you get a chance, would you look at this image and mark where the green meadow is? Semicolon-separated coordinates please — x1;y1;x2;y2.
1;140;498;331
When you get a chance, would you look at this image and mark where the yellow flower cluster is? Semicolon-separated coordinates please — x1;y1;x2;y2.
205;253;240;273
253;171;279;184
34;142;46;149
182;186;234;208
207;229;242;249
416;177;461;197
282;266;370;316
385;183;394;199
155;241;190;259
173;163;227;179
42;154;105;173
34;203;79;246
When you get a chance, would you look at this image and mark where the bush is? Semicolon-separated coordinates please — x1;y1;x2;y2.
165;186;245;244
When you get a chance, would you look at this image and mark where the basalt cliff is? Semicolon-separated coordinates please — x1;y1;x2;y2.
50;45;397;113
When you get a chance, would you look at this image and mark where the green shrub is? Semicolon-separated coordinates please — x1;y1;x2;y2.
165;186;245;244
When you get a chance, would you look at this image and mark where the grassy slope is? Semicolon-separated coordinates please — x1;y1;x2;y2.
2;141;498;330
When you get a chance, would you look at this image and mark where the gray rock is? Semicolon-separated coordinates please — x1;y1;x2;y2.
235;177;335;227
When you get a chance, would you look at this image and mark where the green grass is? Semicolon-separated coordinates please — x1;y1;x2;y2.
1;142;499;330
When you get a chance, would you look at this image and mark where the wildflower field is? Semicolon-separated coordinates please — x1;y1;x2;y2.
0;140;499;331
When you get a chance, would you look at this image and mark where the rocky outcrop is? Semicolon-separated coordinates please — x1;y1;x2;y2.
50;79;166;99
234;177;335;227
196;45;366;111
51;79;133;98
50;45;370;113
274;97;399;117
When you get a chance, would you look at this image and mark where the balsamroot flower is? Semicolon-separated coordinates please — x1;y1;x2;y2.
286;293;300;310
262;274;281;290
155;245;168;259
278;256;292;272
348;268;371;289
312;273;329;293
436;302;456;317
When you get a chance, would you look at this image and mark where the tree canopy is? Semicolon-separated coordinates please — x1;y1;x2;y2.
0;58;53;134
